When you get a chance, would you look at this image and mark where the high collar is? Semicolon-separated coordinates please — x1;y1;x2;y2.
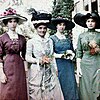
7;29;18;39
7;29;17;35
34;34;47;42
88;29;95;32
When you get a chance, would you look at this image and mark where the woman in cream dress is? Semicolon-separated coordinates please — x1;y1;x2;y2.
26;11;64;100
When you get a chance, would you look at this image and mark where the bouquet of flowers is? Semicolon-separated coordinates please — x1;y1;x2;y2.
61;50;75;60
89;40;100;55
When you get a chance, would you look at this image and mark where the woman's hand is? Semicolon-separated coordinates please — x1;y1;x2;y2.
61;50;75;60
76;64;82;77
42;56;51;64
76;58;82;84
89;40;97;48
66;50;75;60
0;70;7;83
56;69;58;76
95;47;100;53
24;61;28;78
76;58;82;77
0;63;7;83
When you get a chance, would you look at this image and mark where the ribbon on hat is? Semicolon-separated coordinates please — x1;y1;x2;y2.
0;7;16;16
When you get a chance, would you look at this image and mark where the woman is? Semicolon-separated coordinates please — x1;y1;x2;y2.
25;11;64;100
74;12;100;100
0;8;28;100
50;17;79;100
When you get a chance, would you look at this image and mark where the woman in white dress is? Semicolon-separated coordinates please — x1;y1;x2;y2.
25;11;64;100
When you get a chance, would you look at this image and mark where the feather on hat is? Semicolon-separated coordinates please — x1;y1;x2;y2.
31;9;52;29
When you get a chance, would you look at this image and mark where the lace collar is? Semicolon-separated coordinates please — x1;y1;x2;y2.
7;30;18;40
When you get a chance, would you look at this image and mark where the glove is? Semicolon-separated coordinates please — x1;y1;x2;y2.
24;61;29;78
76;58;82;77
66;50;75;60
0;63;7;83
76;58;82;84
54;53;63;58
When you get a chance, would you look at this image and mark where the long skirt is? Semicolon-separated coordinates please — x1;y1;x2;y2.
28;64;64;100
79;55;100;100
56;58;79;100
0;54;28;100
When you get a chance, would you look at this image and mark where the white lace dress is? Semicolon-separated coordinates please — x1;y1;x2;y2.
26;34;64;100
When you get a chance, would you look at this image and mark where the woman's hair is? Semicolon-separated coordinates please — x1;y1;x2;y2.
85;17;97;22
85;13;100;24
3;18;19;26
33;23;47;29
56;22;66;26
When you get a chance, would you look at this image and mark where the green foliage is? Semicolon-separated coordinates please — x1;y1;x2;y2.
52;0;74;19
50;0;74;35
0;28;3;35
0;26;5;35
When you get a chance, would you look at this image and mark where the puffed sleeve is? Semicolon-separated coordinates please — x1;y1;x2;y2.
76;34;83;59
25;39;38;63
0;37;4;63
48;38;53;55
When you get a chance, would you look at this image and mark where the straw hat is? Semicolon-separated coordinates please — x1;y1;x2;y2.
0;7;27;25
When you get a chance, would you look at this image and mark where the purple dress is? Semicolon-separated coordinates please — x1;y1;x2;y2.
0;33;28;100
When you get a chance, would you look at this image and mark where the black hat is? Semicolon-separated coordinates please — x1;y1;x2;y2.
49;17;75;30
0;7;27;25
31;10;52;29
74;12;100;28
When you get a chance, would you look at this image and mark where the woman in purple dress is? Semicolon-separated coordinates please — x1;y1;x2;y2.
0;8;28;100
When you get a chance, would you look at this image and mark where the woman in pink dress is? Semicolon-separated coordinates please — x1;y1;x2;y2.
0;7;28;100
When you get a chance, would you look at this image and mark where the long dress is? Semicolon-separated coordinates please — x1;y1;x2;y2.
50;34;79;100
76;29;100;100
0;33;28;100
26;34;64;100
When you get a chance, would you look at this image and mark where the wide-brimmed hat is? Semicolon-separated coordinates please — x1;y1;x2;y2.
31;10;52;29
0;7;27;25
48;17;75;30
74;12;100;28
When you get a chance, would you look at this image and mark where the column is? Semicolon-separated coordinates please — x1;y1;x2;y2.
88;0;92;12
97;0;100;13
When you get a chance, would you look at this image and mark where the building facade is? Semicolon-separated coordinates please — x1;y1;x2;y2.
73;0;100;13
72;0;100;49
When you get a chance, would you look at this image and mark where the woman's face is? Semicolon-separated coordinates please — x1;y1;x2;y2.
7;18;18;31
56;22;66;33
36;25;47;38
86;18;96;29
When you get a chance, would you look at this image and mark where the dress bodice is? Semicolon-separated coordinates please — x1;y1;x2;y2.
6;38;20;54
26;35;53;59
0;33;26;62
76;30;100;58
50;35;74;54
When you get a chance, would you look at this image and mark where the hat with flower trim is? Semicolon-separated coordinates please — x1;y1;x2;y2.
0;7;27;25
